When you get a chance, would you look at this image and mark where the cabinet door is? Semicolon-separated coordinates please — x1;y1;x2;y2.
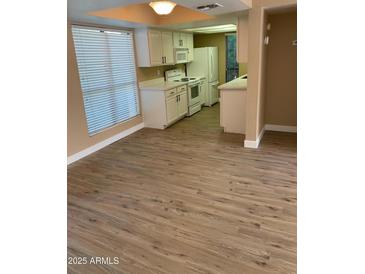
180;33;187;48
166;96;178;124
186;33;194;62
161;31;174;65
148;30;163;65
173;32;180;48
178;92;188;116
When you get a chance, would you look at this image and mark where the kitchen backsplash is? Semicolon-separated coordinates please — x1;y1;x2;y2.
137;64;185;82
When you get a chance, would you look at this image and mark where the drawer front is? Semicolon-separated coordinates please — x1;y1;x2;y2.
165;88;177;99
177;85;187;93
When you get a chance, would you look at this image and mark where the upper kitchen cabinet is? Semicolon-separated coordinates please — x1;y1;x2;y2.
186;33;194;62
237;15;248;63
173;32;194;62
173;32;187;48
135;28;174;67
161;31;174;65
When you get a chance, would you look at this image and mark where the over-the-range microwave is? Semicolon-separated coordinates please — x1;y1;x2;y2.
174;48;189;64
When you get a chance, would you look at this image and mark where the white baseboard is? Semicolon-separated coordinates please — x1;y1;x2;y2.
67;123;144;165
244;123;296;149
265;124;297;133
244;126;265;149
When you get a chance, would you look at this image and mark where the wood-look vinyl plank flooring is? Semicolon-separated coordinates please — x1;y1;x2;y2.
68;104;297;274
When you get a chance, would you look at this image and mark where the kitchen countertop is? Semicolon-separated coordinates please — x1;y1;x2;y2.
218;75;247;91
139;77;187;91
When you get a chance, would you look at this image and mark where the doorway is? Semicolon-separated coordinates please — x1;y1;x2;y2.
225;34;239;82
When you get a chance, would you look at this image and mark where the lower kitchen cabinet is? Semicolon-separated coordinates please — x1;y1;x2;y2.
166;95;178;124
177;92;187;116
140;85;188;129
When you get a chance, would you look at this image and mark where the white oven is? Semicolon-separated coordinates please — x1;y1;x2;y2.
165;68;202;116
174;48;189;64
187;81;202;116
188;83;200;106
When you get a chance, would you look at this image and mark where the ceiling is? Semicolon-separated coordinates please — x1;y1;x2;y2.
183;24;237;34
68;0;250;30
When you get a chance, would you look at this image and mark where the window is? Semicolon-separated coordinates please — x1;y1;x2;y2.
72;25;140;135
225;34;239;82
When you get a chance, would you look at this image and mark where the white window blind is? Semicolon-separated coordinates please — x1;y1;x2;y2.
71;25;140;136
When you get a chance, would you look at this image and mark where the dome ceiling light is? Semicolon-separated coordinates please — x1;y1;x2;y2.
149;1;177;15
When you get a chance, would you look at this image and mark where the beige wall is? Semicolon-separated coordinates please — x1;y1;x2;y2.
137;64;185;82
68;24;143;156
264;11;297;126
245;0;297;142
193;33;248;85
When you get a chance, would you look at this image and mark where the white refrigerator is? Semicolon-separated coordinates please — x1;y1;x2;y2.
187;47;219;106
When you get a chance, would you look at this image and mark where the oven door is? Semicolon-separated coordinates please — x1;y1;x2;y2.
188;84;201;106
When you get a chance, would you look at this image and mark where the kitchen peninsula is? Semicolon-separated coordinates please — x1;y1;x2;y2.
218;75;248;134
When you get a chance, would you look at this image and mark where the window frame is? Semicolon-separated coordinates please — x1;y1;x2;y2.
71;24;141;136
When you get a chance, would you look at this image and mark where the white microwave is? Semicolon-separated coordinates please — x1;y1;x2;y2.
174;48;189;64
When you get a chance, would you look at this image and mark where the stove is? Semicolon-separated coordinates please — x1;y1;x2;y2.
175;77;197;82
165;69;202;116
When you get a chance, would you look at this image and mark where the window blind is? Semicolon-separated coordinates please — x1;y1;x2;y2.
71;25;140;136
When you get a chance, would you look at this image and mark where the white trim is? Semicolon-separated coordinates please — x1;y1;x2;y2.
67;123;144;165
244;124;296;149
265;124;297;133
244;126;265;148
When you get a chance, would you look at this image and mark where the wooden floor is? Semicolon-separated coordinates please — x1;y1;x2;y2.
68;104;297;274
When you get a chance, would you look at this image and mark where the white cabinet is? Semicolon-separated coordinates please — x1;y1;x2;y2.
173;32;194;62
135;28;174;67
148;30;163;66
140;84;188;129
177;92;188;116
173;32;180;48
161;31;174;65
173;32;187;48
186;33;194;62
219;89;247;134
166;95;178;124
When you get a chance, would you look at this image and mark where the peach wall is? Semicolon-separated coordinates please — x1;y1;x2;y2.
67;24;143;156
245;0;297;142
137;64;185;82
264;11;297;126
89;3;213;26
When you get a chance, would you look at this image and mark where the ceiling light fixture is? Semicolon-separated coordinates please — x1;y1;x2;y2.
149;1;177;15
